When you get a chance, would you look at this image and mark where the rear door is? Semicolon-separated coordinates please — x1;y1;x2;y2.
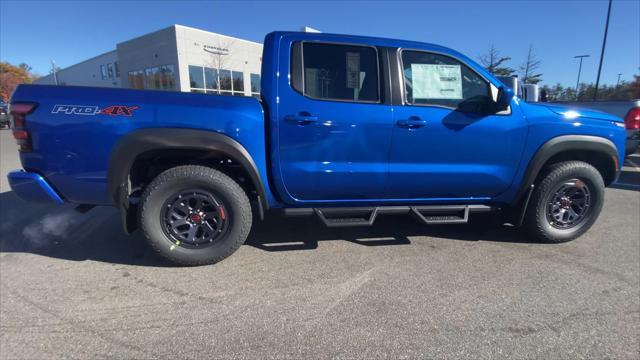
387;49;528;199
274;38;394;202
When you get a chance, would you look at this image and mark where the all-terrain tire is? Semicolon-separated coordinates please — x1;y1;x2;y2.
523;161;605;243
140;165;252;266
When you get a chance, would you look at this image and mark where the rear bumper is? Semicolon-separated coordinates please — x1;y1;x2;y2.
7;170;64;204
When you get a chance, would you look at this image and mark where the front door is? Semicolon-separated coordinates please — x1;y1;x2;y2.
388;49;528;199
276;41;393;201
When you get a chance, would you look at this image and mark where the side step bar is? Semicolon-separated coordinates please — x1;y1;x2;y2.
284;205;493;228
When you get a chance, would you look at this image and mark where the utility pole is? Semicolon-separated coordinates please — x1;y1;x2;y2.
616;73;622;87
594;0;613;101
574;55;590;100
51;60;59;85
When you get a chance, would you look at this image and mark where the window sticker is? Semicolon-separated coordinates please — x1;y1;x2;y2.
411;64;462;100
346;52;361;89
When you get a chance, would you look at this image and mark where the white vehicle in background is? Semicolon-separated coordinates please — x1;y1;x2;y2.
496;76;540;102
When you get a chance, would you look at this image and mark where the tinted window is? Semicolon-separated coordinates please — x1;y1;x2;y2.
219;69;232;92
401;50;490;112
189;65;204;89
204;67;218;90
160;65;176;90
296;43;379;102
250;73;260;94
232;71;244;93
128;70;144;89
107;63;114;79
145;67;159;89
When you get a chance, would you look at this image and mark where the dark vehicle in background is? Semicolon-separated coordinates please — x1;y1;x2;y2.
0;100;9;128
551;100;640;156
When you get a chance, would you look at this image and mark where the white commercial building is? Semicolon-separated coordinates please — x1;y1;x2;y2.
35;25;263;97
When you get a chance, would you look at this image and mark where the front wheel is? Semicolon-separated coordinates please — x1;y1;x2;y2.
524;161;605;243
140;165;252;266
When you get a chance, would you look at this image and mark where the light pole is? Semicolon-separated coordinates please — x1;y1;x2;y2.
574;55;590;100
616;73;622;87
51;60;59;85
594;0;613;100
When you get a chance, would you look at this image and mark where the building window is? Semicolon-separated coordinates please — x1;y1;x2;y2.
189;65;205;89
250;73;260;96
160;65;176;90
114;62;120;77
145;67;159;89
231;71;244;95
204;67;218;91
189;65;249;96
107;63;115;79
128;70;144;89
144;65;176;90
219;69;232;95
100;65;107;80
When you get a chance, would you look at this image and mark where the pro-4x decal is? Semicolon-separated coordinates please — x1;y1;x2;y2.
51;104;139;117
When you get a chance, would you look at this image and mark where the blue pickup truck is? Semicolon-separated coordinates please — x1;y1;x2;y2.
8;31;627;265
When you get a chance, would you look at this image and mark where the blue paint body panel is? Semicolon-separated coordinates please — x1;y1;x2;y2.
10;85;275;206
7;170;64;204
7;31;627;210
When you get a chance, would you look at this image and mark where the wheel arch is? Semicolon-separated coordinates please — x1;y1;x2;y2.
512;135;619;206
108;128;268;233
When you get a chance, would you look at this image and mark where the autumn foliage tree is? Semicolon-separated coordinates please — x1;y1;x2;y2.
0;62;39;102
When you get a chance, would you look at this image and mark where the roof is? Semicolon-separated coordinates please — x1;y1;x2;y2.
269;30;452;53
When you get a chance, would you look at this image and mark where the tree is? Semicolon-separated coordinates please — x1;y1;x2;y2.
477;44;515;76
519;44;543;84
204;38;235;93
0;62;39;102
630;74;640;99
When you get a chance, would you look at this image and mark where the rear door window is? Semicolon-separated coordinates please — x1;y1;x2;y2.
293;42;380;103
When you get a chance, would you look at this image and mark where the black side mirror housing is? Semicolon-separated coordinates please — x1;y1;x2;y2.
495;86;514;112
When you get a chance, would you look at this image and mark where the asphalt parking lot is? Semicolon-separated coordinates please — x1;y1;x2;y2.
0;129;638;359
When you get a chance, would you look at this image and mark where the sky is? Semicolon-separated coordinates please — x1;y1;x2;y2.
1;0;638;87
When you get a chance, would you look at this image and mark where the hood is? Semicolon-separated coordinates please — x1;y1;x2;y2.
538;104;623;123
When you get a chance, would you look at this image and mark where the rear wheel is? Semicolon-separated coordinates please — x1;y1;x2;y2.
524;161;605;243
140;165;252;266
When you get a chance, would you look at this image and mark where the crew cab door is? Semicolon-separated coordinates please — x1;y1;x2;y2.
274;37;393;202
387;49;528;199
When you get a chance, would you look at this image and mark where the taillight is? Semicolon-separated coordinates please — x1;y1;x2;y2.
624;107;640;130
10;102;38;152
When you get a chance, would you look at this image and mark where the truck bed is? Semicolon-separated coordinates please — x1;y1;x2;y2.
10;84;267;205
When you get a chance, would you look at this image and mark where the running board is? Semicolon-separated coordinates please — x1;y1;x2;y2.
284;205;492;228
410;205;468;224
315;208;378;227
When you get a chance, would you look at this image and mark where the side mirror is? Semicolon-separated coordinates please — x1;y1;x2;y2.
495;86;514;112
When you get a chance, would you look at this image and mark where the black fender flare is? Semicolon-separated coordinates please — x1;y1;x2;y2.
108;128;268;231
512;135;619;205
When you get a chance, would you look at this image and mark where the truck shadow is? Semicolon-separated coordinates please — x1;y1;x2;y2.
0;190;544;267
245;212;528;252
610;157;639;191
